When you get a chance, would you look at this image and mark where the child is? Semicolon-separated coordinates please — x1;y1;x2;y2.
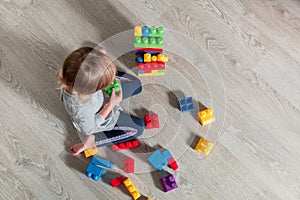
56;47;144;155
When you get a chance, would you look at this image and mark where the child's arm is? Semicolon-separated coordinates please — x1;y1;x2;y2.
98;87;122;119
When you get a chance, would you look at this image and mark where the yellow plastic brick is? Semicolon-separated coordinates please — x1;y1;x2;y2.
84;147;98;158
198;108;215;126
144;53;152;62
123;178;141;200
134;26;142;37
194;138;214;156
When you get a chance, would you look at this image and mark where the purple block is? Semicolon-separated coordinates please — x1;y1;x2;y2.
160;174;178;192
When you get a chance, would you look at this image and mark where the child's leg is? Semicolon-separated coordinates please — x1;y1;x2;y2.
116;71;142;99
94;112;144;147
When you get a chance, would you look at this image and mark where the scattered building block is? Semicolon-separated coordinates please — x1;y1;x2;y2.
168;157;178;171
198;108;215;126
112;139;139;151
144;114;159;129
84;147;98;158
86;163;104;181
91;156;114;169
147;150;172;171
110;176;125;187
160;174;178;192
194;138;214;156
178;97;194;112
124;158;135;173
123;178;141;200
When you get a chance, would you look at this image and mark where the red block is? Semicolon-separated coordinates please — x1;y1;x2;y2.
135;47;163;53
137;62;165;71
124;158;135;173
144;114;159;129
112;139;139;151
168;157;178;171
110;176;125;187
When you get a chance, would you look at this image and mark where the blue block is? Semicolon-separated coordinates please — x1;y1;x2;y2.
142;26;149;37
91;156;114;168
136;56;143;63
162;150;172;160
86;163;104;181
138;70;145;74
178;97;194;112
148;150;169;171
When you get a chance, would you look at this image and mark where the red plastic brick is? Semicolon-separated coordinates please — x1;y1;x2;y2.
110;176;125;187
168;157;178;171
137;62;165;71
112;139;139;151
144;114;159;129
124;158;135;173
134;47;163;53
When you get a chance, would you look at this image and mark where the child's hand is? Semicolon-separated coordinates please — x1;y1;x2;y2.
70;134;96;155
109;87;122;107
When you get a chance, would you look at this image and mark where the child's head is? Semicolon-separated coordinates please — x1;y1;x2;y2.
56;47;116;96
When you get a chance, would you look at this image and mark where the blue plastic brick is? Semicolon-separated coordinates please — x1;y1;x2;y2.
91;156;114;168
86;163;104;181
178;97;194;112
142;26;149;37
136;56;143;63
162;150;172;160
138;70;145;74
148;150;173;171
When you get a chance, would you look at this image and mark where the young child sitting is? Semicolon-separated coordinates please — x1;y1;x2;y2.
56;47;144;155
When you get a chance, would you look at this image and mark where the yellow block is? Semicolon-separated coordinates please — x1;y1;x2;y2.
151;55;157;62
134;26;142;37
198;108;215;126
138;72;165;77
123;178;141;200
194;138;214;156
157;54;168;62
84;147;98;158
144;53;151;62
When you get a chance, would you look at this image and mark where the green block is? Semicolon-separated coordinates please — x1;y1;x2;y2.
148;37;164;48
105;79;120;96
134;37;149;48
149;26;164;38
158;70;165;73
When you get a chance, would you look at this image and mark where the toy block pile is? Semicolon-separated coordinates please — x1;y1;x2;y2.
134;25;168;77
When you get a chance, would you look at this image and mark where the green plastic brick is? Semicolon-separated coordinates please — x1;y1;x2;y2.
134;37;149;48
149;26;164;38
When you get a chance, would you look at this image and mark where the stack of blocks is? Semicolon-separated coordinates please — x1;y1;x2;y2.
134;25;168;77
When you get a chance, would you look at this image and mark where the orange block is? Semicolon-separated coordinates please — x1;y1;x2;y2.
84;147;98;158
198;108;215;126
194;138;214;156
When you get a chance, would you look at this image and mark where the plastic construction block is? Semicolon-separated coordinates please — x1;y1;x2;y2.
86;163;104;181
147;150;172;171
143;53;168;63
124;158;135;173
168;157;178;171
149;26;164;38
137;62;165;71
84;147;98;158
112;139;139;151
138;71;165;77
110;176;125;187
123;178;141;200
194;138;214;156
91;156;114;169
134;37;164;48
134;26;142;37
160;174;178;192
198;108;215;126
142;26;150;37
144;53;152;62
178;97;194;112
105;78;120;96
136;56;143;63
148;37;164;48
157;54;168;62
144;114;159;129
134;48;163;53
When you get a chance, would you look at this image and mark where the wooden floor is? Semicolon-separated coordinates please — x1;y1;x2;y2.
1;0;300;199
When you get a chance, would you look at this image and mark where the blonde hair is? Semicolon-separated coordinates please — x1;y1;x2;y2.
56;47;116;99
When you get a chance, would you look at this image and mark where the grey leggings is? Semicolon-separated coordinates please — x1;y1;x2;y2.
94;71;144;147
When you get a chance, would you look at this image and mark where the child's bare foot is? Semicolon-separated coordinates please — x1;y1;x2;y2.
70;135;96;155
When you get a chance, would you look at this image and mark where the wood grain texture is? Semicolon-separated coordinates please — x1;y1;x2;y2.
0;0;299;199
